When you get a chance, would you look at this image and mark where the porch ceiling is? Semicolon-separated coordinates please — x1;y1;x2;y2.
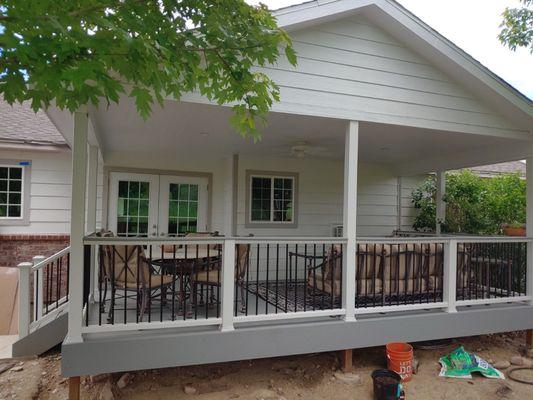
88;98;528;173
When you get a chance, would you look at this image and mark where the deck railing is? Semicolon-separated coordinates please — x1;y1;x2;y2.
455;238;529;306
74;235;532;335
17;247;70;338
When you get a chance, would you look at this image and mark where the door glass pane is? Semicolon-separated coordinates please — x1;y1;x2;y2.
167;183;199;237
116;180;150;237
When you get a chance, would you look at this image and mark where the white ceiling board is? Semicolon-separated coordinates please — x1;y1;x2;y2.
91;97;527;168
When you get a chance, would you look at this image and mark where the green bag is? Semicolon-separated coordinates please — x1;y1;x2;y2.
439;346;504;379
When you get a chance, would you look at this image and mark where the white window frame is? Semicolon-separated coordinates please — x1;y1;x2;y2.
246;170;298;229
0;160;31;226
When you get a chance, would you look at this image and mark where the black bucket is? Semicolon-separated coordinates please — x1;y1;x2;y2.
371;369;402;400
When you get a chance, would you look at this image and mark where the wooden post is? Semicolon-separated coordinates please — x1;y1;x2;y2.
68;376;80;400
341;349;353;372
527;329;533;349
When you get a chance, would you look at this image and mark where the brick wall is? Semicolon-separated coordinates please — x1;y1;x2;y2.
0;234;70;269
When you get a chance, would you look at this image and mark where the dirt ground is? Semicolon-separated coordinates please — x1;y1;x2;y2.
1;332;533;399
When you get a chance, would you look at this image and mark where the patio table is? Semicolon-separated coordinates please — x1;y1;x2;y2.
147;247;221;318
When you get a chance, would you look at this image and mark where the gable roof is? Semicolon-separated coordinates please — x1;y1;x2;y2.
273;0;533;132
0;98;66;147
469;160;526;177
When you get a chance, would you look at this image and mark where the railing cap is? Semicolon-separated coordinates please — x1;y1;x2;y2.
18;262;33;269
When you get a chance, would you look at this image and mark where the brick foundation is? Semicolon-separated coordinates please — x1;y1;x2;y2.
0;234;70;269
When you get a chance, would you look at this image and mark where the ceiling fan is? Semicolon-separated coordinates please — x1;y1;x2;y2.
289;141;331;158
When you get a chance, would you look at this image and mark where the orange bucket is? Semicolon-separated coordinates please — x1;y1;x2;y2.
386;342;414;382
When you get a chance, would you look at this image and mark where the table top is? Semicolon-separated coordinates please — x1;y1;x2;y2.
147;246;219;261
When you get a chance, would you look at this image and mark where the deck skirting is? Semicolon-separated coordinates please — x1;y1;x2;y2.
61;303;533;376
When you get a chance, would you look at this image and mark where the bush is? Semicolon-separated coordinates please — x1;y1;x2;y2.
412;170;525;235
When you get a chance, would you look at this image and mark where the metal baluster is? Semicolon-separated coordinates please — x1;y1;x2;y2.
275;244;280;314
255;244;260;316
265;244;270;315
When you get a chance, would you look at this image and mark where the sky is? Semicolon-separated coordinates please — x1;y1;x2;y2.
248;0;533;100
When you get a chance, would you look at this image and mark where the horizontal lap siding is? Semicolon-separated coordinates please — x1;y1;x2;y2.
262;16;521;134
236;157;412;237
0;149;104;234
400;175;426;231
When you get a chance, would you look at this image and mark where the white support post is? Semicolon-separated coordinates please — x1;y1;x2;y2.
342;121;358;322
443;239;457;313
68;109;88;343
32;255;45;321
220;239;236;332
17;262;33;338
526;157;533;305
436;171;446;235
87;145;98;302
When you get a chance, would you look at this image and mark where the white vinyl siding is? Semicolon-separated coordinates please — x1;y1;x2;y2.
236;156;419;237
255;15;524;137
0;148;103;234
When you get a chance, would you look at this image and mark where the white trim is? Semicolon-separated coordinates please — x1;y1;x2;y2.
81;318;221;334
234;309;345;323
456;296;531;307
354;302;447;315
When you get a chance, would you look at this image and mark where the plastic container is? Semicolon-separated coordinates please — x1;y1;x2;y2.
386;342;414;382
371;369;402;400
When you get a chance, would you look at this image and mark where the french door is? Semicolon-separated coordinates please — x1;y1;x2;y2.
108;172;208;237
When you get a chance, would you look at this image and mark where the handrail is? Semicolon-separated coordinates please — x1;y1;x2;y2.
83;236;349;245
32;246;71;271
358;236;533;244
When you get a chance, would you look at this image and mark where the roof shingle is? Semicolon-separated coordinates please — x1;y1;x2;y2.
0;98;66;146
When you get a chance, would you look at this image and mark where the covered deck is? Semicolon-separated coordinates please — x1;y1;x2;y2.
30;96;533;376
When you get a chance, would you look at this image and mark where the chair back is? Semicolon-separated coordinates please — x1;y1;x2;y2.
97;230;114;282
321;244;343;281
235;243;251;281
106;245;150;287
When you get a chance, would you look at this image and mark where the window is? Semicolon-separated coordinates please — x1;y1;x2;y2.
116;180;150;237
0;165;24;219
247;171;298;227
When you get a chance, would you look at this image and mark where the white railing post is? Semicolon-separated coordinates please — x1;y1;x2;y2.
17;262;33;338
68;109;88;343
443;239;457;313
87;145;98;303
220;239;236;332
342;121;358;321
32;256;45;321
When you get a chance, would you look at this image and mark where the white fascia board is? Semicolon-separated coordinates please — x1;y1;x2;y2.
275;0;376;31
